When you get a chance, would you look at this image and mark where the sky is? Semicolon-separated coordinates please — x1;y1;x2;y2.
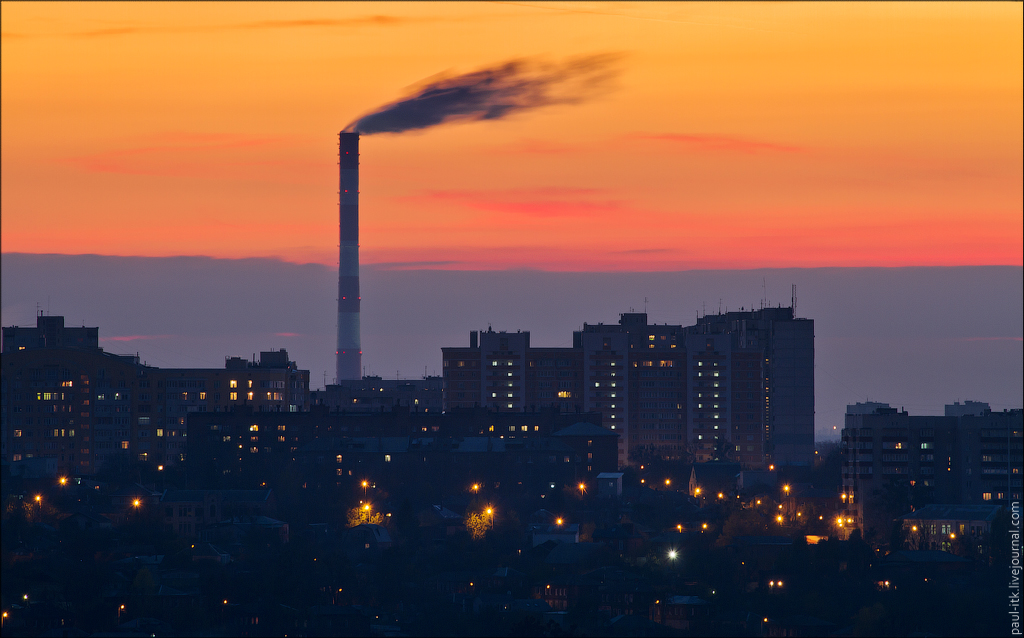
2;3;1022;435
2;2;1021;270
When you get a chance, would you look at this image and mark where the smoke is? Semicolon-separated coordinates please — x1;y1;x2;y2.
345;53;622;135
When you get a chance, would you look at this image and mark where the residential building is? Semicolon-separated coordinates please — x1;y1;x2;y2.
441;307;814;469
840;403;1022;535
1;316;311;476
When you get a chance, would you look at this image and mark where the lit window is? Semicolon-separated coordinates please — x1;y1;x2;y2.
230;392;238;401
250;425;259;432
14;430;22;437
121;441;130;450
247;392;254;400
384;454;391;462
277;425;286;431
248;380;253;388
199;392;206;400
982;492;992;501
156;429;164;437
230;380;237;388
558;391;571;398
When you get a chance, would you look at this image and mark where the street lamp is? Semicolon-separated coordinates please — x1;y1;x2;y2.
486;507;494;528
132;499;141;508
783;484;790;495
578;482;586;495
665;479;671;487
556;518;563;526
59;476;67;486
471;483;480;493
118;604;125;620
362;480;369;497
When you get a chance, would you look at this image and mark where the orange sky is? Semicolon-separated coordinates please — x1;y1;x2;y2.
2;2;1021;270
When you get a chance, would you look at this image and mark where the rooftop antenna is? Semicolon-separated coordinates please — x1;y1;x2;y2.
762;278;767;309
718;299;722;314
644;297;648;313
792;284;797;311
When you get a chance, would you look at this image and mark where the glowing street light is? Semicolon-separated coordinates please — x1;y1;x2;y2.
578;482;587;495
486;507;494;528
665;479;671;487
471;483;480;493
668;550;677;560
717;492;724;499
59;477;67;486
132;499;141;508
776;515;784;523
556;518;564;526
361;480;369;497
694;487;701;496
783;485;790;494
676;524;683;532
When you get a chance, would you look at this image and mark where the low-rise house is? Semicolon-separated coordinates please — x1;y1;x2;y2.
899;503;1001;554
649;596;710;631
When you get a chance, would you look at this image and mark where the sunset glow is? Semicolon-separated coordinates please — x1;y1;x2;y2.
2;2;1021;270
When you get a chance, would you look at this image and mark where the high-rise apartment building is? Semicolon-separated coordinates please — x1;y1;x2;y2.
1;315;310;477
840;403;1023;535
441;307;814;469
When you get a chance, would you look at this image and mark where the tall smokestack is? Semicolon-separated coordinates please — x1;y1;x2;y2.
336;132;361;381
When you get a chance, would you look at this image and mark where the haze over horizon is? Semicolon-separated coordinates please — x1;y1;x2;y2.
3;254;1021;442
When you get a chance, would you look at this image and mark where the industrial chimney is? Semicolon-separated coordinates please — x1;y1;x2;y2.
336;132;361;381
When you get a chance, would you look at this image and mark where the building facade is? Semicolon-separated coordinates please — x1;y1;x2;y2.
441;308;814;469
2;315;311;477
840;403;1022;535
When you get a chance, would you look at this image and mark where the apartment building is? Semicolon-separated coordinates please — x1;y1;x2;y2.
441;307;814;468
1;315;311;476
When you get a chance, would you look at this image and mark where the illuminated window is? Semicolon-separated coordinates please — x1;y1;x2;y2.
120;441;130;450
384;454;391;462
14;430;22;437
521;426;528;432
247;392;254;400
248;380;253;388
156;429;164;437
278;435;285;442
230;392;238;401
277;425;286;431
558;391;571;398
336;454;343;463
230;380;238;388
250;425;259;432
648;335;655;341
199;392;206;400
982;492;992;501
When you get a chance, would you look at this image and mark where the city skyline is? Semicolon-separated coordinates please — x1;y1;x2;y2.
2;3;1022;436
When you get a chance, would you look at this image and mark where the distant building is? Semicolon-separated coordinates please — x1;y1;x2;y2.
899;503;1002;555
312;375;443;413
944;401;990;417
840;404;1022;535
442;307;814;469
1;315;311;476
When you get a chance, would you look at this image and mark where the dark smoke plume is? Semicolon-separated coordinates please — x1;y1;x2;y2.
345;53;622;135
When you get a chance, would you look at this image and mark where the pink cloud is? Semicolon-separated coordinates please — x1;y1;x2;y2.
59;133;294;176
100;334;174;342
634;133;804;154
409;188;622;218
